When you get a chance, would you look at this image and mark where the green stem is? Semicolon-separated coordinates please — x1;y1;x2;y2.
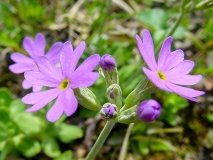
118;123;135;160
155;10;185;54
85;120;116;160
155;0;186;54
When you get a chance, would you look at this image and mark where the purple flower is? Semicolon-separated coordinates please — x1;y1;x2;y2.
136;29;205;102
103;104;116;118
137;99;161;122
22;41;100;122
100;54;116;71
9;33;62;92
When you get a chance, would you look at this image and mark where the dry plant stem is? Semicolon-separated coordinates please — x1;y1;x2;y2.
118;123;135;160
85;120;116;160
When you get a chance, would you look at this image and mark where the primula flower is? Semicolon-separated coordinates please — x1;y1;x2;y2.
136;29;205;102
22;41;100;122
9;33;62;92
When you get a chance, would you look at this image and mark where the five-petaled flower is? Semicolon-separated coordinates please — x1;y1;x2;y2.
136;29;205;102
9;33;62;92
22;41;100;122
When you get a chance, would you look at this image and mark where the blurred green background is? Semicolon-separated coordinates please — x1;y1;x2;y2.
0;0;213;159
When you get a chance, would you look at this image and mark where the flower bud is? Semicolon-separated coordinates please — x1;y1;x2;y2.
137;99;161;122
125;77;155;110
74;88;102;111
99;54;118;86
100;103;117;119
106;84;122;108
100;54;116;71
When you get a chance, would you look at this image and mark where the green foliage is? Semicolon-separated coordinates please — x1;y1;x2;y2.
42;135;61;158
54;150;73;160
0;0;212;159
160;92;189;126
55;124;83;143
13;135;41;157
0;88;83;159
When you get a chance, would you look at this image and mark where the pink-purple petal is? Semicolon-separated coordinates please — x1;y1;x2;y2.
22;79;32;89
23;37;36;59
136;34;157;71
32;85;43;92
22;88;59;104
166;60;195;76
73;54;100;77
142;67;172;92
23;89;60;113
177;94;199;102
23;33;46;59
64;88;78;116
161;50;184;72
165;82;205;98
46;93;64;122
70;72;99;88
45;42;63;64
71;41;86;72
157;36;173;70
36;56;62;81
9;63;35;74
142;30;155;60
60;41;74;78
34;33;46;57
166;74;202;85
24;71;60;87
10;52;35;64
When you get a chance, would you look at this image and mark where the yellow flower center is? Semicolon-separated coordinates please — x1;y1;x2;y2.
157;70;166;81
60;78;70;91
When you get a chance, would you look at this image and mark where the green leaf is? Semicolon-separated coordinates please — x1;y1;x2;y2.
14;113;42;136
13;135;41;157
0;140;6;151
137;9;168;30
6;121;20;138
9;99;26;117
0;88;12;107
206;113;213;123
150;138;175;151
54;150;73;160
56;124;83;143
138;139;150;155
0;121;7;141
0;107;10;123
42;134;61;158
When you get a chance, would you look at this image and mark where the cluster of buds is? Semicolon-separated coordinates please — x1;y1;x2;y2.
100;54;161;123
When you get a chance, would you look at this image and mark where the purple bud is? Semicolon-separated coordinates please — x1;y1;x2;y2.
100;54;116;71
137;99;161;122
103;105;116;118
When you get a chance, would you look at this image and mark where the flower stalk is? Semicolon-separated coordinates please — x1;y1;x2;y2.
85;120;116;160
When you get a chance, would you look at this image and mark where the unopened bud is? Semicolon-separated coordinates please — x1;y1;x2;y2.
106;84;122;108
100;103;117;119
137;99;161;122
74;88;102;111
100;54;116;71
99;54;118;86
